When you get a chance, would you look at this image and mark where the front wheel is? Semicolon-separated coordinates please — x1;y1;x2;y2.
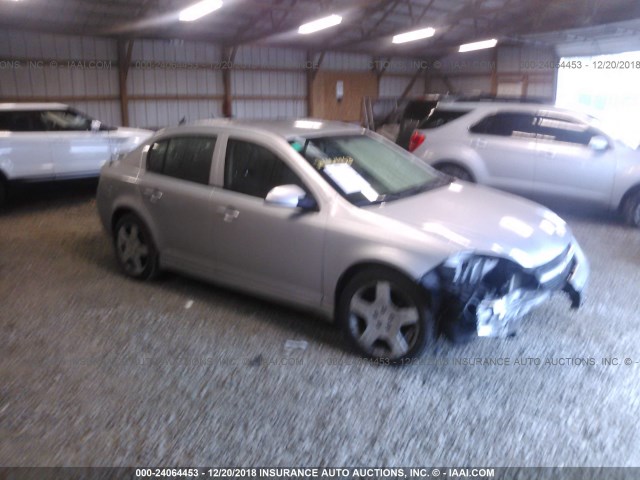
338;268;434;362
623;191;640;227
436;163;474;182
113;214;159;280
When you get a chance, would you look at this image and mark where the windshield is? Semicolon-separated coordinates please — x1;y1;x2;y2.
289;133;448;206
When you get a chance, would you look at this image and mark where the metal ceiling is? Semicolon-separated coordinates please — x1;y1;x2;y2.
2;0;640;57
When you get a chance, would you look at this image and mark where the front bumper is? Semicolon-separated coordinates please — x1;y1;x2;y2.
426;240;589;341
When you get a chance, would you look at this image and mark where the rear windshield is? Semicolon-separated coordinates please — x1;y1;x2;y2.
418;109;471;129
403;101;438;120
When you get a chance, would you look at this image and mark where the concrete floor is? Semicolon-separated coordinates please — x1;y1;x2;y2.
1;181;639;467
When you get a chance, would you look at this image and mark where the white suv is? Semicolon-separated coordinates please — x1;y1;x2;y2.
410;102;640;227
0;103;153;207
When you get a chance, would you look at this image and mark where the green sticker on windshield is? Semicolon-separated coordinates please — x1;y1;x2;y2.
291;142;304;152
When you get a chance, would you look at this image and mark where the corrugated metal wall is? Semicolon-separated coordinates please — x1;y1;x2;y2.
0;29;558;128
233;46;307;120
428;46;557;100
127;39;224;128
0;29;121;126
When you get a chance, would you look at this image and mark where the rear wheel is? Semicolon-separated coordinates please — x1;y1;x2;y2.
436;163;474;182
0;177;7;209
113;214;159;280
623;191;640;227
338;268;434;363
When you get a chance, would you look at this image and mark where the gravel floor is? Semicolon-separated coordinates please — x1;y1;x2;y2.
1;181;639;467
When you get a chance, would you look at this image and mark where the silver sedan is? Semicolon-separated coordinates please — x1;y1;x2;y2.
96;119;589;362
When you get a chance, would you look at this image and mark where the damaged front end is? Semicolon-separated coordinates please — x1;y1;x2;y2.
422;242;588;343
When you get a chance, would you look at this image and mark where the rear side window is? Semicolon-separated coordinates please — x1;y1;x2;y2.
145;136;216;185
224;139;303;198
418;109;471;129
470;112;538;138
146;141;168;174
0;111;47;132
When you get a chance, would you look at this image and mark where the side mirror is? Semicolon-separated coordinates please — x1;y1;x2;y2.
90;119;102;132
265;184;315;210
589;135;609;152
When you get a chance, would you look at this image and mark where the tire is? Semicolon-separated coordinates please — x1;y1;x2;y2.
623;191;640;228
113;214;159;280
337;267;434;363
436;163;474;182
0;177;7;209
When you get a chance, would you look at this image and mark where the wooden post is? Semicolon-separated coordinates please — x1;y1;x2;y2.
117;39;134;126
306;51;325;117
222;46;237;118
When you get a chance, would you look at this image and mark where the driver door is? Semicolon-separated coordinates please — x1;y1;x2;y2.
41;109;112;178
533;113;616;205
209;137;326;306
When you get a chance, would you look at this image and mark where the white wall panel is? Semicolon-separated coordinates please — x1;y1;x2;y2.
379;76;424;98
323;52;372;71
235;46;306;68
234;100;305;119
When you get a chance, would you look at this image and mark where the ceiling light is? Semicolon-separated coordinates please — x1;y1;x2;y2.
298;14;342;34
179;0;223;22
459;38;498;52
392;27;435;44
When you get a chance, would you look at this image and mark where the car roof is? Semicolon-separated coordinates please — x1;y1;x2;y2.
435;101;593;120
188;118;365;138
0;102;69;111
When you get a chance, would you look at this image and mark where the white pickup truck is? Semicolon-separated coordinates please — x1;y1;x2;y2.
0;103;153;207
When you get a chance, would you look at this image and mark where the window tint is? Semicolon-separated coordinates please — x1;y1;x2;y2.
146;141;168;174
403;100;438;120
145;136;215;185
536;115;598;146
40;109;92;131
224;139;303;198
0;111;47;132
418;109;471;129
470;112;538;138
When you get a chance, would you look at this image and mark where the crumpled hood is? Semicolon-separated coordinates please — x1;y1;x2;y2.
372;182;572;269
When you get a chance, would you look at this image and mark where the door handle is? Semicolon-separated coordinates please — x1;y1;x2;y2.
216;206;240;223
142;187;163;203
472;138;488;148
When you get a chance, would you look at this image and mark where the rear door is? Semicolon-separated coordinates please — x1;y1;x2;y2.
468;111;539;195
0;110;54;180
138;135;219;274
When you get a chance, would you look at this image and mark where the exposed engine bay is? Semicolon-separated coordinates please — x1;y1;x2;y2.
422;243;584;343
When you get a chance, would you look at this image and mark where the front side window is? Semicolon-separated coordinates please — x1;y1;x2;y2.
145;136;216;185
224;139;304;198
470;112;538;139
40;109;93;131
290;134;447;206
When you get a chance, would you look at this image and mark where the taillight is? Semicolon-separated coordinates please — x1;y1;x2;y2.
409;131;425;152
